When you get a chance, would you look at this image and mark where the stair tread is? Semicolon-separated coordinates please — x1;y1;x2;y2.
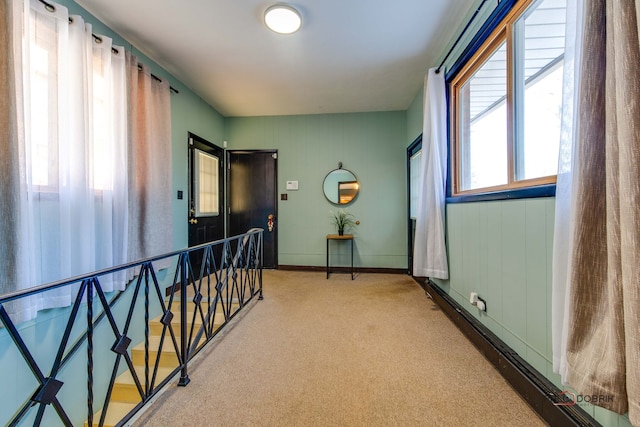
132;334;182;352
132;332;208;352
152;301;239;318
114;365;176;386
87;402;136;427
150;310;227;326
87;298;243;425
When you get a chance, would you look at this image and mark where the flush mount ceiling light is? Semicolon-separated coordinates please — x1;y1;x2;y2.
264;4;302;34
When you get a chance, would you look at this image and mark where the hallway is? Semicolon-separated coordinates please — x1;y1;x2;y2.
133;270;545;426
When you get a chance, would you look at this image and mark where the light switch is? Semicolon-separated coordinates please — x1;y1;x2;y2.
286;180;299;190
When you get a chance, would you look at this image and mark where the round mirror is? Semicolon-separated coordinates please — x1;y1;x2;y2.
323;168;360;205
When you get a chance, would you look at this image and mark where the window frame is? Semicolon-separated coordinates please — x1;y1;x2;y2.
449;0;560;198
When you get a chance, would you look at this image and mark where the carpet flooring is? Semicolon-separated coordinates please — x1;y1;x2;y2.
133;270;546;426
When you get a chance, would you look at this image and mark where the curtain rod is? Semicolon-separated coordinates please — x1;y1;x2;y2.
38;0;179;94
436;0;490;74
137;64;180;94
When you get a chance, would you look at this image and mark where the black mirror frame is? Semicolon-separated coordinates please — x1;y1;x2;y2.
322;166;359;206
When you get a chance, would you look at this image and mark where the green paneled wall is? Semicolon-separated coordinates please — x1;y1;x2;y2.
170;93;225;250
226;112;408;269
439;199;555;373
434;199;633;426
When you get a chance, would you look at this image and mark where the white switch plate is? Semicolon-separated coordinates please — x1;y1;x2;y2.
286;180;299;190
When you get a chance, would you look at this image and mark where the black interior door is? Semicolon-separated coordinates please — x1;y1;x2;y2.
227;150;278;268
188;133;225;272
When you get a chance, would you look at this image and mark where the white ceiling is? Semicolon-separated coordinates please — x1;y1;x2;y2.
74;0;475;117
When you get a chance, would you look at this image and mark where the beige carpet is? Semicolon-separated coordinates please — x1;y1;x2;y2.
134;270;546;426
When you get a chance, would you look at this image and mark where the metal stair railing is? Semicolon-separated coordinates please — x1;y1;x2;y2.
0;229;263;427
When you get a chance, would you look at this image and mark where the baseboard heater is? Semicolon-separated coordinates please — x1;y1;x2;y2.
416;277;600;427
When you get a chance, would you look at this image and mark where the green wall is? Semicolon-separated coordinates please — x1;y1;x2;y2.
226;112;408;269
170;92;225;250
407;0;633;425
438;199;556;378
432;199;633;426
407;89;424;144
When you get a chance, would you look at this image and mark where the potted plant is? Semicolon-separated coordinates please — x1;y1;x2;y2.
330;209;356;236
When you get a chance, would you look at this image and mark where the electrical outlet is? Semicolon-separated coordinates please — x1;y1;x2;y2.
469;292;478;305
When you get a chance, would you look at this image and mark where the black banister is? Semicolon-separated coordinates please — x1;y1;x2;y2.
0;236;241;306
0;229;263;427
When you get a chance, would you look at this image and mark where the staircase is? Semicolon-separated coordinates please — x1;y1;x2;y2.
86;293;240;427
0;231;261;427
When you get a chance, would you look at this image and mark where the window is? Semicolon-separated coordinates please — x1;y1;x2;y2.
28;15;59;190
195;149;220;216
451;0;566;195
16;2;129;294
409;150;422;219
25;8;118;193
4;0;173;321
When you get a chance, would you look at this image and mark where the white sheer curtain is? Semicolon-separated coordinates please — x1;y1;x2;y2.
413;67;449;279
551;0;584;382
7;0;128;320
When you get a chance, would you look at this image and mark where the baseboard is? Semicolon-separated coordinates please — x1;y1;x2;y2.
414;276;600;427
278;265;406;275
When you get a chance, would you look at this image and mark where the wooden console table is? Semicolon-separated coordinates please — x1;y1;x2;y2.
326;234;354;280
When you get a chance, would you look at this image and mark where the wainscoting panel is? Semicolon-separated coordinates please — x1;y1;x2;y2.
436;197;636;425
440;198;555;384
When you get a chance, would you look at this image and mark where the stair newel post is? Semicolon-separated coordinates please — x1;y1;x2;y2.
178;253;191;386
